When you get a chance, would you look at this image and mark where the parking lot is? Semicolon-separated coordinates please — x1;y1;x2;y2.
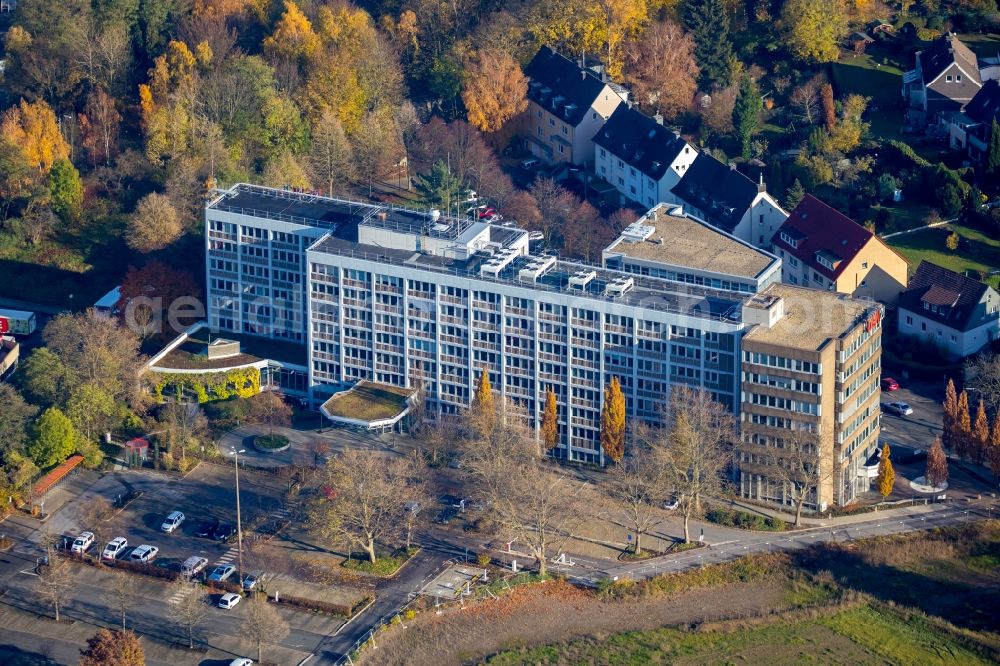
1;463;359;664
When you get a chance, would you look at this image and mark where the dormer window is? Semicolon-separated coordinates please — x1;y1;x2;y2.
779;231;799;248
957;74;963;82
814;250;842;271
946;75;952;82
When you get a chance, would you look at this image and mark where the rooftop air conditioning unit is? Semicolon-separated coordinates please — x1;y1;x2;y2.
605;277;635;297
568;270;597;289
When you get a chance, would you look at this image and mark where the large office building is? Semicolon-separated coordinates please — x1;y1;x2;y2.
205;184;882;494
738;284;884;509
207;185;760;463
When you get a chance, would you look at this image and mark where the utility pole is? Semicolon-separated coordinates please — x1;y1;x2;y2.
229;448;246;584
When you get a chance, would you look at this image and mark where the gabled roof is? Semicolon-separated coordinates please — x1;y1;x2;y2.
524;46;611;127
592;106;690;180
898;260;994;332
965;79;1000;126
920;33;981;87
670;154;759;233
771;195;878;281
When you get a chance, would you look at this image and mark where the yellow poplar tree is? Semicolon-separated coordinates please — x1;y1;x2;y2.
972;399;990;464
876;442;895;499
0;99;70;173
472;367;495;435
988;411;1000;482
942;378;958;451
541;388;559;450
601;376;626;462
957;390;971;458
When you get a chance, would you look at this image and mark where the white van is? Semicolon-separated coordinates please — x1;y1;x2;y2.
521;158;540;169
181;556;208;578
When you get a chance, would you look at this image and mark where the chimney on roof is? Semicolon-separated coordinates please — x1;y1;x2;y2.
653;113;664;125
581;69;587;80
729;162;737;171
758;173;766;193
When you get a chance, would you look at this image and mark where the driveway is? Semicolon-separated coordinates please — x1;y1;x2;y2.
217;425;392;469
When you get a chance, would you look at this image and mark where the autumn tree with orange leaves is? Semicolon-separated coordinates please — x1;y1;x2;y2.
462;49;528;134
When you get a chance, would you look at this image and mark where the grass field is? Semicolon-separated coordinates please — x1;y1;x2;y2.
887;222;1000;289
485;604;995;666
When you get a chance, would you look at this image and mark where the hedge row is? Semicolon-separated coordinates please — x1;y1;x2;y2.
274;593;373;618
706;507;786;531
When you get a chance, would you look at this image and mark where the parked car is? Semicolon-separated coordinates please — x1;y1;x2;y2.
181;556;209;578
71;532;94;555
404;501;421;514
229;660;254;666
207;564;236;582
882;401;914;416
434;507;459;525
241;574;258;591
194;518;219;538
102;537;128;560
521;158;540;169
881;377;900;392
213;524;236;541
129;545;158;563
161;510;185;533
662;498;680;511
218;592;242;610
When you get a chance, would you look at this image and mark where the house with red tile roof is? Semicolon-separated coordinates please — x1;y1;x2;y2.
770;195;908;303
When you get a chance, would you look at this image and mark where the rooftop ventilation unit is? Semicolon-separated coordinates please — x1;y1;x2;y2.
605;276;635;297
480;248;519;278
518;255;557;283
621;222;656;242
568;270;597;290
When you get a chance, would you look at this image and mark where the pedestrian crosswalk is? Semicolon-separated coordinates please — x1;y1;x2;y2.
217;547;238;564
167;585;188;605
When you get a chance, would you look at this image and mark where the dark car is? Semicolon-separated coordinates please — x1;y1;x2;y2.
434;507;459;525
213;524;235;541
881;377;900;392
195;518;219;538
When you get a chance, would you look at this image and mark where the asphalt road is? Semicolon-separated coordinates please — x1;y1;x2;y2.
879;383;945;452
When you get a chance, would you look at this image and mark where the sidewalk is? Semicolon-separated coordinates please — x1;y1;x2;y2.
723;496;950;528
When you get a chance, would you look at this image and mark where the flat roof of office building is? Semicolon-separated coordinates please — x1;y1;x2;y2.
742;284;875;351
308;234;744;322
208;184;477;239
605;206;778;280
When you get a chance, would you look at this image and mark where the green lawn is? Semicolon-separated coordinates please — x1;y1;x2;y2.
485;604;995;666
887;222;1000;289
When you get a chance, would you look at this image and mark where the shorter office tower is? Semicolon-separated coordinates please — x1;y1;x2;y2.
739;284;883;510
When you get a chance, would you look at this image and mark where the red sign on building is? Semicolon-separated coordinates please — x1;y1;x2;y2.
865;308;882;333
0;317;8;334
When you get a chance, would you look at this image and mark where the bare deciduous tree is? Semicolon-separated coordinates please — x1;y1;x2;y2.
755;429;829;526
606;445;668;555
464;401;585;575
638;386;735;543
77;496;114;554
36;559;73;621
789;77;822;126
125;192;182;253
105;569;137;630
241;596;290;663
309;449;417;562
965;352;1000;413
247;391;292;438
170;580;208;649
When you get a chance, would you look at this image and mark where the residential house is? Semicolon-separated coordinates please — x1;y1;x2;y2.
947;79;1000;162
897;260;1000;359
670;153;787;249
523;46;626;166
771;195;908;303
902;33;983;121
592;105;697;209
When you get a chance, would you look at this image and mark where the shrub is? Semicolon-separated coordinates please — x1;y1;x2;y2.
254;434;289;450
275;593;373;617
706;507;785;531
476;552;491;566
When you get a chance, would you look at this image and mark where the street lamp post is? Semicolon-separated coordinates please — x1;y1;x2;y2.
228;448;246;585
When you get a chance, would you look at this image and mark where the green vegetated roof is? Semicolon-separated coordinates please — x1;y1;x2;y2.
321;381;414;423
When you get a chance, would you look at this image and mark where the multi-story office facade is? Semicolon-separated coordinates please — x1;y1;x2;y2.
207;184;749;463
206;184;882;497
738;284;883;509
